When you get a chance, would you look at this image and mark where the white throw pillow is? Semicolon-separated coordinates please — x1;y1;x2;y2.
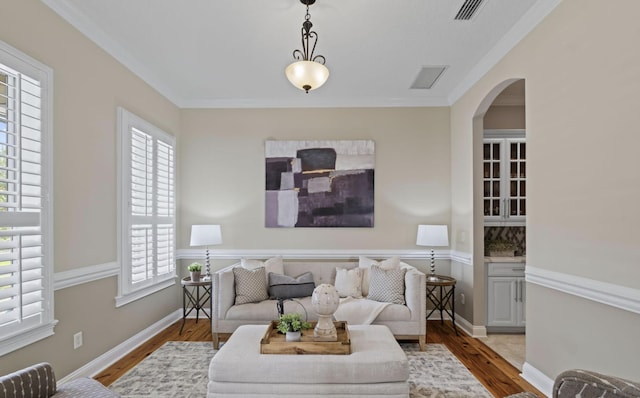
334;268;363;298
367;265;406;305
358;256;401;296
241;256;284;283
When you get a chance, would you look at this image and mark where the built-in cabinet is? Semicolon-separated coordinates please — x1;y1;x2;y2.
486;262;526;332
483;130;526;226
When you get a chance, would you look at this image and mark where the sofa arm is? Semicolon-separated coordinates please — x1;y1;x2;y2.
554;369;640;398
0;362;57;398
404;267;426;326
212;264;237;328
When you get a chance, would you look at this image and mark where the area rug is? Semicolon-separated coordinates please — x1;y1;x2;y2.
108;341;492;398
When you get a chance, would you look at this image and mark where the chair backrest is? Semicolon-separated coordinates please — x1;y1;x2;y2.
0;362;57;398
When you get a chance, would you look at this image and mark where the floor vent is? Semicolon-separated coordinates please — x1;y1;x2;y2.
454;0;485;20
410;66;448;90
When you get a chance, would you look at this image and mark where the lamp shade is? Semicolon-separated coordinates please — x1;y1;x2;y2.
285;60;330;92
416;225;449;247
190;225;222;247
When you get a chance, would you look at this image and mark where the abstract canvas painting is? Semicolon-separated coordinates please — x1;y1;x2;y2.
265;140;374;228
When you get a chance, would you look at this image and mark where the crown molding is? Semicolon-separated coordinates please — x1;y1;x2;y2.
41;0;559;109
41;0;183;106
448;0;562;105
177;95;450;109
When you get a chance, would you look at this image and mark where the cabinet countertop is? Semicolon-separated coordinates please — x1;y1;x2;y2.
485;256;526;263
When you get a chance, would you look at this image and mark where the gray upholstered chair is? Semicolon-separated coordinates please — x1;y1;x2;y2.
0;362;119;398
507;369;640;398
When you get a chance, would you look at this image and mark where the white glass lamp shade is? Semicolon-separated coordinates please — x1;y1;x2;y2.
189;225;222;247
285;60;329;92
416;225;449;247
311;284;340;316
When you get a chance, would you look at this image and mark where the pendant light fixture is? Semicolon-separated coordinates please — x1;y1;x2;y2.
285;0;329;93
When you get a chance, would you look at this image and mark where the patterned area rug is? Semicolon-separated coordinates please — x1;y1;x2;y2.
109;341;492;398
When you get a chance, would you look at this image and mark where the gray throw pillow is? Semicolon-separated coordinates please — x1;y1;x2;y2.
269;272;315;299
233;266;269;304
367;265;406;304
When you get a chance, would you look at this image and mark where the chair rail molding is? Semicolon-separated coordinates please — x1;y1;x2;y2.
526;266;640;315
177;248;452;261
450;250;473;265
54;261;119;290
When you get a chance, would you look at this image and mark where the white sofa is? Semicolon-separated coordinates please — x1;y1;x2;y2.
211;258;426;350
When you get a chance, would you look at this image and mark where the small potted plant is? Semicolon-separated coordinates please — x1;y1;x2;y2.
486;239;517;257
188;262;202;282
276;313;311;342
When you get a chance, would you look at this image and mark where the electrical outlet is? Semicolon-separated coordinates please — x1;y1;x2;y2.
460;293;465;305
73;332;83;349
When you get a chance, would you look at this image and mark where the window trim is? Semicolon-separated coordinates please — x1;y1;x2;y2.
0;40;56;356
116;107;176;307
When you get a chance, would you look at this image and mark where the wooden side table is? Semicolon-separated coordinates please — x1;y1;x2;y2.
426;275;458;335
180;276;212;334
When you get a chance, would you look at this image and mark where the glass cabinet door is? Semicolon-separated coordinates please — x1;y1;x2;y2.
508;139;526;219
483;133;526;226
483;139;503;220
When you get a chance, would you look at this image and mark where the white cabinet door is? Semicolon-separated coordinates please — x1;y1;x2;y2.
486;262;526;329
517;278;526;326
487;277;519;327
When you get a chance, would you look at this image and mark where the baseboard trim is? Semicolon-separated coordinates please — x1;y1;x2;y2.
526;266;640;315
54;261;119;290
453;316;487;338
58;310;182;384
521;362;553;397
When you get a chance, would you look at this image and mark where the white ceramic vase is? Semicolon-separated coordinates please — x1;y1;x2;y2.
311;284;340;341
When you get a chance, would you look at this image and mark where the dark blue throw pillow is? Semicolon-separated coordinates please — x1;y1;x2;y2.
268;272;315;299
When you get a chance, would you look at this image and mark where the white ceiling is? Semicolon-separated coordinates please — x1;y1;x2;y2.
42;0;559;108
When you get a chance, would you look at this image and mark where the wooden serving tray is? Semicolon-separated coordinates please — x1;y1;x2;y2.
260;320;351;355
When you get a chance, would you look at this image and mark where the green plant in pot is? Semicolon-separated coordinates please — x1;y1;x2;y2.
188;262;202;282
277;313;311;342
486;239;517;257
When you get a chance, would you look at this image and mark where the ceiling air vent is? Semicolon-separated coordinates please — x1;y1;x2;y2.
410;66;448;90
454;0;485;20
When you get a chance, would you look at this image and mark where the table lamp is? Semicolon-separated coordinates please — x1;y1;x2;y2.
190;225;222;281
416;225;449;281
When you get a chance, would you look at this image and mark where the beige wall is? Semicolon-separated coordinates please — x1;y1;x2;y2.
484;105;525;130
451;0;640;381
0;0;181;376
179;107;451;255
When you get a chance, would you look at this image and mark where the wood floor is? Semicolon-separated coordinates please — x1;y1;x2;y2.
94;319;542;397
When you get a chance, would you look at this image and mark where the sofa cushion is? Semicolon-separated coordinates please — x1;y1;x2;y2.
241;256;284;283
334;267;363;298
367;265;406;304
358;256;401;296
233;266;269;304
269;272;315;299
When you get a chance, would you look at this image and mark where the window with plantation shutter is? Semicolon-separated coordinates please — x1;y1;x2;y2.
0;40;54;356
117;107;176;307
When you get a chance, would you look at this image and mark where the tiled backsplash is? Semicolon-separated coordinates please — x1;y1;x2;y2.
484;226;526;256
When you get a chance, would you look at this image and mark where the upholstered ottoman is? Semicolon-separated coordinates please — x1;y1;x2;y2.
207;324;409;397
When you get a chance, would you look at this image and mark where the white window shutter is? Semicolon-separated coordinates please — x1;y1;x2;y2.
0;45;53;350
117;108;176;305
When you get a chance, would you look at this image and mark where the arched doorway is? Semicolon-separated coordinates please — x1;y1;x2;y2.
472;78;526;370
